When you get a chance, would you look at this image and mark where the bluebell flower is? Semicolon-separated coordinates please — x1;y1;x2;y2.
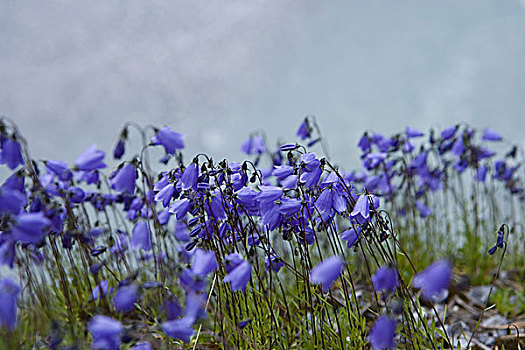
369;315;396;350
113;139;125;159
340;227;361;248
169;199;191;220
474;165;488;182
0;138;24;170
162;318;194;343
0;278;20;331
412;259;452;301
350;194;370;224
75;144;106;171
280;143;298;151
92;280;110;301
152;126;185;154
358;133;371;153
131;221;152;251
181;163;198;190
0;240;16;268
265;253;285;273
482;128;502;141
46;160;71;180
0;187;26;215
441;125;458;140
88;315;123;350
252;135;266;154
180;269;206;292
110;164;136;194
12;212;51;244
223;260;252;292
163;295;183;321
309;255;344;291
113;284;138;313
297;119;311;140
191;249;218;277
372;266;398;293
405;126;423;138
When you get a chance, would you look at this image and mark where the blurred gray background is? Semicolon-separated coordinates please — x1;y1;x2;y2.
2;1;525;171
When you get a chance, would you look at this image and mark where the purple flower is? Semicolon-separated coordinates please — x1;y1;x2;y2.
251;135;266;154
412;259;452;301
113;139;125;159
181;163;198;190
0;139;24;170
88;315;123;350
474;165;488;182
0;278;20;331
340;227;361;248
110;164;137;194
169;198;191;220
113;284;138;313
191;249;218;277
441;125;457;140
309;255;344;291
405;126;423;138
75;144;106;171
371;267;398;293
350;194;370;224
152;126;185;154
265;253;285;273
162;318;194;343
0;187;26;215
92;280;110;301
131;343;152;350
131;221;152;251
223;260;252;292
297;119;311;140
482;128;502;141
12;212;51;244
369;315;396;350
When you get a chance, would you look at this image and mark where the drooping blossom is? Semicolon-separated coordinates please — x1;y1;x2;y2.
371;266;398;293
309;255;344;291
482;128;502;141
131;221;152;251
191;249;218;277
223;260;252;292
75;144;106;171
113;284;138;313
412;259;452;301
11;212;51;244
88;315;123;350
351;194;370;224
0;138;24;170
369;315;396;350
152;126;185;154
0;278;20;331
110;163;137;194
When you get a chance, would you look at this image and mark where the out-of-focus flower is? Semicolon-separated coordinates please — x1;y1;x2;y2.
0;278;20;331
131;221;152;251
75;144;106;171
412;259;452;301
309;255;344;291
369;315;396;350
88;315;123;350
371;266;398;293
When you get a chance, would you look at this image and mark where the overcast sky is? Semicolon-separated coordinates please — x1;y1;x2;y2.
2;1;525;175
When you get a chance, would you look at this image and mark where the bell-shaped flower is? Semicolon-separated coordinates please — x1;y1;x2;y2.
75;144;106;171
0;139;24;170
162;317;194;343
113;139;125;159
0;187;26;215
369;315;396;350
405;126;423;138
412;259;452;301
341;226;361;248
223;260;252;292
309;255;344;291
152;126;185;154
350;194;370;224
88;315;123;350
169;199;191;220
0;277;20;331
113;284;138;313
191;249;218;277
110;164;136;194
482;128;502;141
12;212;51;244
131;221;152;251
296;119;311;140
181;163;198;190
372;266;398;293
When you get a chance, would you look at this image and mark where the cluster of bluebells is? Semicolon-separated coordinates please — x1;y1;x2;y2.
351;125;523;211
0;117;459;349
